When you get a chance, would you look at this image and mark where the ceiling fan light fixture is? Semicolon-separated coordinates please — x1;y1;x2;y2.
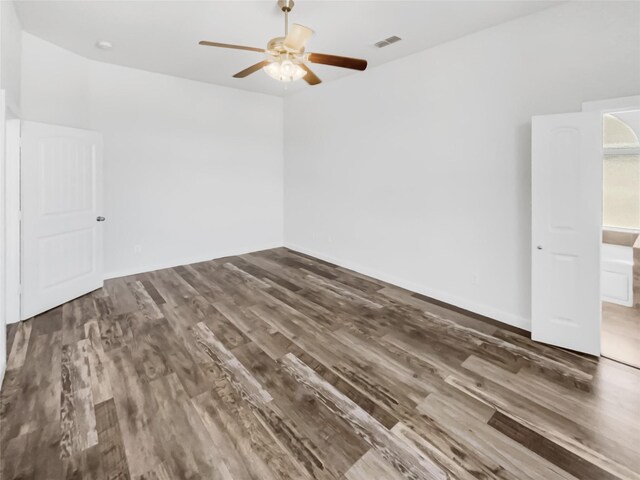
263;59;307;82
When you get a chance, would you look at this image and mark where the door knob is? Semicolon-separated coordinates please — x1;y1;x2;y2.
536;246;543;250
96;216;106;222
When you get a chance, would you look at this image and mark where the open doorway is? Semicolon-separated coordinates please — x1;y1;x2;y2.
600;108;640;368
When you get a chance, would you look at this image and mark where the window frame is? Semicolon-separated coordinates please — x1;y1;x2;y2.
602;149;640;232
584;97;640;234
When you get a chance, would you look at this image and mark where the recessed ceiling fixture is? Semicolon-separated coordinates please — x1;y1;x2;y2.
95;40;113;50
198;0;368;86
374;36;402;48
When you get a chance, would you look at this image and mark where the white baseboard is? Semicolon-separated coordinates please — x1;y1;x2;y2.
104;242;283;280
285;242;532;332
24;240;531;334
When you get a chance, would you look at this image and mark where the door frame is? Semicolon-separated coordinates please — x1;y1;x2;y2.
583;95;640;116
1;89;5;383
582;95;640;351
0;92;20;384
5;118;21;325
5;119;108;324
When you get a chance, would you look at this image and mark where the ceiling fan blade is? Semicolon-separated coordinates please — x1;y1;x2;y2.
300;64;321;85
199;41;265;53
233;61;270;78
307;53;367;71
284;24;314;51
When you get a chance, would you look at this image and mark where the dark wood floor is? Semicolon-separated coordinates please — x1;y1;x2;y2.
2;248;639;480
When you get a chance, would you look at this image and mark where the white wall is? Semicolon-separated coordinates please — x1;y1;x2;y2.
1;1;22;117
21;33;284;279
283;1;640;330
21;33;91;129
14;1;640;332
90;62;283;277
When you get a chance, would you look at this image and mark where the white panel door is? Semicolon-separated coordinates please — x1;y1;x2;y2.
22;121;104;319
532;113;601;355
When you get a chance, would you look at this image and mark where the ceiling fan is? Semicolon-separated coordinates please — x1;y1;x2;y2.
199;0;368;85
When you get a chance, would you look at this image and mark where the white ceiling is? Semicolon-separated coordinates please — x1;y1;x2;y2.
15;0;562;97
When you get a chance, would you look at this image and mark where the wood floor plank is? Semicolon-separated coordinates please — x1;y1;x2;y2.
190;261;262;308
390;422;495;480
192;322;273;402
446;371;640;479
384;299;593;389
5;321;32;371
191;323;335;479
128;317;174;384
137;462;172;480
190;390;268;480
258;279;341;331
191;363;307;480
2;247;639;480
215;301;293;361
62;444;105;480
174;264;232;305
279;353;451;480
233;342;369;478
103;345;163;479
4;322;20;361
94;398;131;480
383;286;500;336
602;301;640;368
98;312;134;352
62;295;99;345
488;411;619;480
84;319;113;404
140;279;166;306
284;250;386;295
286;345;400;430
129;281;165;321
2;331;62;443
417;394;579;480
31;305;64;336
29;421;64;479
1;433;30;480
145;268;199;307
149;373;225;479
227;256;302;293
343;449;406;480
60;339;99;458
463;355;640;445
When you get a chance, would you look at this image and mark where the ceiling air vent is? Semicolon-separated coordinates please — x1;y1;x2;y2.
374;36;402;48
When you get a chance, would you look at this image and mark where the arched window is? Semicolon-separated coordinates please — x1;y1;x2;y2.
603;111;640;230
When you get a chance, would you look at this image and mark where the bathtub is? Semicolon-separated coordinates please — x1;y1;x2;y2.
602;243;634;306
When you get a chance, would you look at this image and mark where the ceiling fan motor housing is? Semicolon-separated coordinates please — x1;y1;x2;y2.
267;37;305;57
278;0;295;12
